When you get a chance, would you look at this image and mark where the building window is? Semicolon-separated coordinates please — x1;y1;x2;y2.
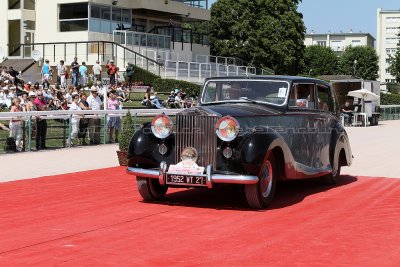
386;48;397;54
386;27;399;34
386;68;391;74
316;41;326;47
59;3;88;32
24;0;35;10
8;0;20;9
386;17;400;23
386;58;392;64
352;40;361;46
386;38;399;44
89;4;131;34
331;41;343;51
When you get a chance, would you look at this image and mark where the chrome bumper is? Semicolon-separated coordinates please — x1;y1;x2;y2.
126;162;259;188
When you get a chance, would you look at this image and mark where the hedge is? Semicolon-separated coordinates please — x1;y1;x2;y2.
132;66;161;85
153;78;201;97
380;93;400;105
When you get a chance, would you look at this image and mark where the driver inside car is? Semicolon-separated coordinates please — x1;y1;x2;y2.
224;83;241;100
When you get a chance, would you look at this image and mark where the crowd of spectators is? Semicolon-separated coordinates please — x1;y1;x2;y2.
0;58;196;152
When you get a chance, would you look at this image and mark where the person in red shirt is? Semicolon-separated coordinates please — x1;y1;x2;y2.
106;59;118;86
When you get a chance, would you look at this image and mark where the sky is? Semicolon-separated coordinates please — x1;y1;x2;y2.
208;0;399;38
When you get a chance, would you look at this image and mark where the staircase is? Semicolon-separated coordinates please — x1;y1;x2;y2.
4;40;274;85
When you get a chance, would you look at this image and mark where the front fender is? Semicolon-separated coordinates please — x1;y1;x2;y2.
232;128;296;178
127;123;175;168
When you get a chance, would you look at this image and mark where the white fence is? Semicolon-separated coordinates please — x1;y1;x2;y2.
0;109;180;151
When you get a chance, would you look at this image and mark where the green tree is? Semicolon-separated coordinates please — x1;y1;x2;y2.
209;0;305;75
339;46;379;80
388;31;400;83
304;45;339;76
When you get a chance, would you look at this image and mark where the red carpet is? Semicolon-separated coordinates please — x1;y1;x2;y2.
0;168;399;266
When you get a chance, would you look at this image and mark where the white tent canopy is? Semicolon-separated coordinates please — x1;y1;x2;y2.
347;88;380;101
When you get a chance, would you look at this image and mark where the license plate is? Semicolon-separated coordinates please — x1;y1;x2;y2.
166;173;207;187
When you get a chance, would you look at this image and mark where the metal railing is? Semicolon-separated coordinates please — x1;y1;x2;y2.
113;30;172;50
7;41;163;75
0;109;180;153
161;60;260;83
380;105;400;120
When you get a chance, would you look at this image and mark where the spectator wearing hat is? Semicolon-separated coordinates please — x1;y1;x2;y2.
87;86;103;144
70;57;80;87
9;97;23;151
34;90;48;150
106;59;118;86
25;91;37;111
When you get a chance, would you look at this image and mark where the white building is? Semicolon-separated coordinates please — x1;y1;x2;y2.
377;8;400;84
0;0;225;83
305;32;375;54
0;0;211;62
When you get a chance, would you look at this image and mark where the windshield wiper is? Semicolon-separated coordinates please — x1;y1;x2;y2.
238;97;258;104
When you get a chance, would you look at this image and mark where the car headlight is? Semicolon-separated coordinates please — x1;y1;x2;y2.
216;116;240;142
151;114;173;139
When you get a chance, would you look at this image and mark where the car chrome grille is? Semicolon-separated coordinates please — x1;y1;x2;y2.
175;112;218;169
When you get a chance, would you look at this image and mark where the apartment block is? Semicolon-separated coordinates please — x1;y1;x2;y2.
304;32;375;54
377;8;400;84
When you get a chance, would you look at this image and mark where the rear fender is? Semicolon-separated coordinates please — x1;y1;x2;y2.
330;125;353;171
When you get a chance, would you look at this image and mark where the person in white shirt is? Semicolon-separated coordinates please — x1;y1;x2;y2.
92;60;102;83
57;60;67;88
87;86;103;144
67;93;82;145
0;87;12;108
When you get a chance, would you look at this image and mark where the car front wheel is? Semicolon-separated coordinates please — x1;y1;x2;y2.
136;177;168;201
245;154;277;209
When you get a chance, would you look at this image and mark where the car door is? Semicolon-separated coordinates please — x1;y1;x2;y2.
284;82;319;170
314;83;336;169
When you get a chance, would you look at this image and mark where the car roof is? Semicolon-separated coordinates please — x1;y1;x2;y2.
204;75;331;86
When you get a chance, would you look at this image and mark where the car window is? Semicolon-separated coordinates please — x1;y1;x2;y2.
288;83;316;109
202;80;289;106
316;84;333;112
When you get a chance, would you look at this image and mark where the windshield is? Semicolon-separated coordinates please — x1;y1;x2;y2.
201;80;289;106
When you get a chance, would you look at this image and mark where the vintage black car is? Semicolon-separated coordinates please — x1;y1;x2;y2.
127;76;353;209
